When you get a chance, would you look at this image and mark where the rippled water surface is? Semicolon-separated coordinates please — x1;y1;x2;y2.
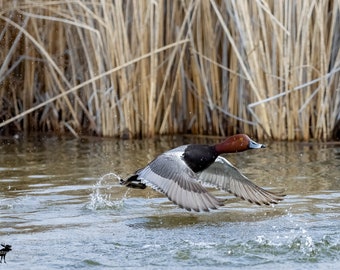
0;135;339;269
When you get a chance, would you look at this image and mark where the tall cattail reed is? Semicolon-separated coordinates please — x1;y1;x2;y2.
0;0;339;140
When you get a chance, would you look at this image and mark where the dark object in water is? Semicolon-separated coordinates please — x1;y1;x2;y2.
0;244;12;263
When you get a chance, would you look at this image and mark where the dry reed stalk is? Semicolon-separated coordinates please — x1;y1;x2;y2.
157;0;198;135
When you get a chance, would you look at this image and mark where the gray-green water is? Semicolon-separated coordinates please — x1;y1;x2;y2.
0;136;339;269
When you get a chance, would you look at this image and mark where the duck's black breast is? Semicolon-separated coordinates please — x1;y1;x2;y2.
182;144;218;173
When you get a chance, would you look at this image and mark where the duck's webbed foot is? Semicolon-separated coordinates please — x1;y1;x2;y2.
120;174;146;189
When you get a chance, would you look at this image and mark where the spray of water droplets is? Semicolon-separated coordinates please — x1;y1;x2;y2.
86;172;129;210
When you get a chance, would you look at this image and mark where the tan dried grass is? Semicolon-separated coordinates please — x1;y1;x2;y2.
0;0;339;140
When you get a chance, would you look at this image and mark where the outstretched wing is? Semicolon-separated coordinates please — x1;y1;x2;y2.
197;156;284;205
137;151;223;212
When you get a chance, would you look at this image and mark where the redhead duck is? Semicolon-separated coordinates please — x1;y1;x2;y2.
120;134;284;212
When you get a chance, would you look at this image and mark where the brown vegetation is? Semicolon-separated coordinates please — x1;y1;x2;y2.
0;1;339;140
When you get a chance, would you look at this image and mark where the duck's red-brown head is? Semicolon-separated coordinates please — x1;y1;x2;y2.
214;134;265;154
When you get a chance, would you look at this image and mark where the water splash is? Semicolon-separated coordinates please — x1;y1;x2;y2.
249;217;339;264
85;172;127;211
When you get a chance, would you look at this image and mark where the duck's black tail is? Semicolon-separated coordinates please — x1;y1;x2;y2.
120;174;147;189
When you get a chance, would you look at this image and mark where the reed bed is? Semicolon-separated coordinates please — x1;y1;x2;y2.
0;0;339;140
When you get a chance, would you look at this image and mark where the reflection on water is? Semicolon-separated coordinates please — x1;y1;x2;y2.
0;135;339;269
